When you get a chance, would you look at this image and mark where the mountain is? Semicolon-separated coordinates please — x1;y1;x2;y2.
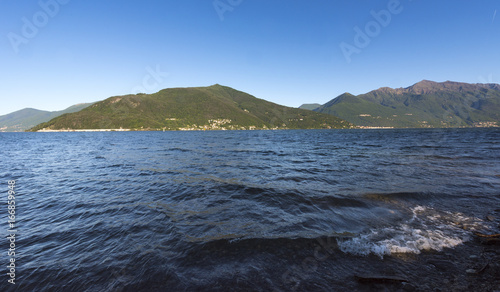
299;103;322;111
315;80;500;128
0;103;95;132
29;85;353;131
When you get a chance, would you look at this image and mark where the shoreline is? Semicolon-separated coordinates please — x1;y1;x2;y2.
29;126;500;133
0;126;496;133
36;129;132;132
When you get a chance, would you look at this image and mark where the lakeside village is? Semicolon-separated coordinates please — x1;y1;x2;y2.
34;117;498;132
36;118;339;132
37;119;262;132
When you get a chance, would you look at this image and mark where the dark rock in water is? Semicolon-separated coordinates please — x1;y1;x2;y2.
475;232;500;245
474;232;500;238
354;274;407;284
401;282;417;292
426;260;455;271
476;261;490;274
487;215;496;222
480;238;500;245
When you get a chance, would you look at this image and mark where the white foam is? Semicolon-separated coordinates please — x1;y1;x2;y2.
337;206;485;258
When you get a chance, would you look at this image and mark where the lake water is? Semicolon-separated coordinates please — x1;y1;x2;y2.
1;129;499;291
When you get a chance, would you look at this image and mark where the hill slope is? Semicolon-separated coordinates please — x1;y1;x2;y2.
316;80;500;128
29;85;353;131
0;103;94;132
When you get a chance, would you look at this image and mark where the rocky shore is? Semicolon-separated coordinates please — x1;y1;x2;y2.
350;216;500;292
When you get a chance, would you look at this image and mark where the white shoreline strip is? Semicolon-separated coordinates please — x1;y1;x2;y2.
37;129;131;132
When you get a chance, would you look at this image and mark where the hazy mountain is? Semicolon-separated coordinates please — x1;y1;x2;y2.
0;103;94;132
29;85;353;131
299;103;322;111
315;80;500;128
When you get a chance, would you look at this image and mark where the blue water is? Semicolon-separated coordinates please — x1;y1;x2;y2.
0;129;499;291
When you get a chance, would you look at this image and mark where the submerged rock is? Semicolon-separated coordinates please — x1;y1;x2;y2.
427;260;455;271
354;274;407;283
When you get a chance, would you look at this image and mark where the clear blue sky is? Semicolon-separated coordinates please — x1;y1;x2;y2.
1;0;499;115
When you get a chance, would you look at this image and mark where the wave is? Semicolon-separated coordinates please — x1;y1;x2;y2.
362;191;438;203
337;206;488;258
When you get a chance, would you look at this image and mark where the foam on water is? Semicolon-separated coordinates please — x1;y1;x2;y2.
337;206;487;258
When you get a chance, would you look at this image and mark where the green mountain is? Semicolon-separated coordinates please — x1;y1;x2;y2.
299;103;322;111
0;103;94;132
29;85;353;131
316;80;500;128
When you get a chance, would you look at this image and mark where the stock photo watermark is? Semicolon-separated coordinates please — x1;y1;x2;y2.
340;0;410;64
276;236;336;292
6;180;17;285
478;74;497;85
131;65;169;95
213;0;243;21
7;0;70;54
108;204;169;291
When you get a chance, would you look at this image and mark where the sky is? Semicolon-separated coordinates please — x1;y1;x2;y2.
1;0;499;116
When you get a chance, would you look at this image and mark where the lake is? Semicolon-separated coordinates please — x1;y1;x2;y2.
1;128;499;291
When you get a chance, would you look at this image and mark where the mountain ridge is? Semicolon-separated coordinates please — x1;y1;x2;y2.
0;103;95;132
315;80;500;128
29;85;353;131
369;80;500;95
298;103;322;111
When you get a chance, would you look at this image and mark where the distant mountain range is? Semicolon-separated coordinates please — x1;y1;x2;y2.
6;80;499;132
0;103;94;132
314;80;500;128
29;85;352;131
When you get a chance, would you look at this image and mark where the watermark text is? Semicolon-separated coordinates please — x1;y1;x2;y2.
213;0;243;21
340;0;405;63
6;180;17;285
8;0;70;54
